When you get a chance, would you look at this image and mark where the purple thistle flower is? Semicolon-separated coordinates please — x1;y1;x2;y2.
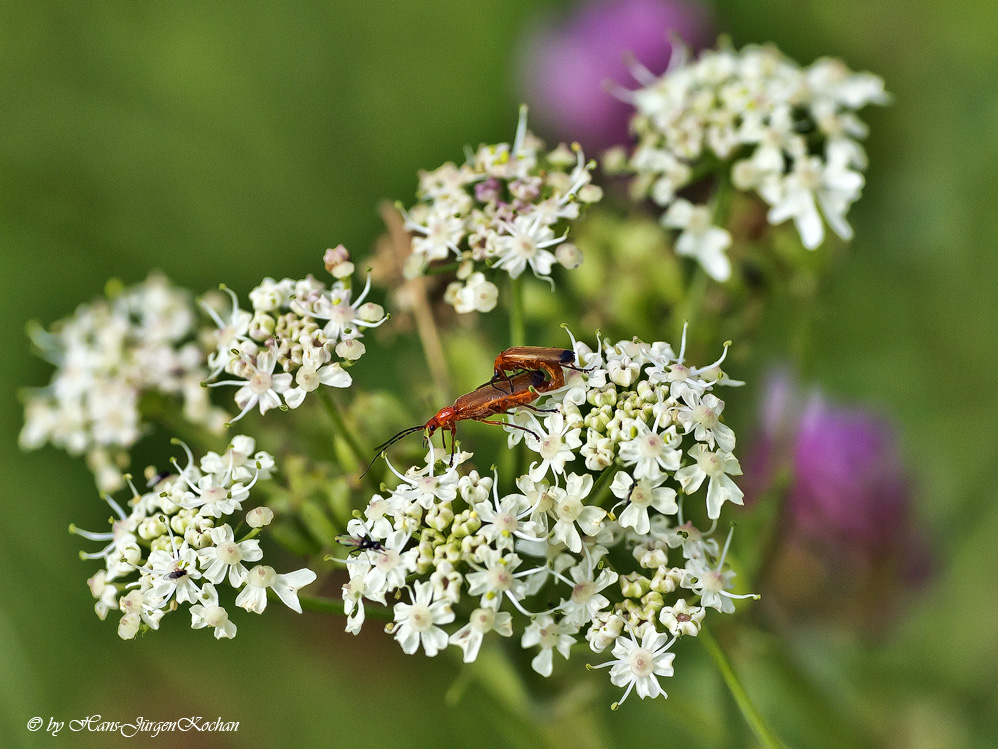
745;371;931;596
789;398;920;568
518;0;714;151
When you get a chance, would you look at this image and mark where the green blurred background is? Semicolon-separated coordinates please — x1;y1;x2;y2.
2;1;996;746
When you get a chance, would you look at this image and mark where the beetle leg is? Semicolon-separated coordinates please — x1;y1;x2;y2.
484;371;518;394
448;424;458;466
521;404;559;413
478;419;540;442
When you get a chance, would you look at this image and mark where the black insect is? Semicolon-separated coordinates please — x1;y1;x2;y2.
335;532;385;556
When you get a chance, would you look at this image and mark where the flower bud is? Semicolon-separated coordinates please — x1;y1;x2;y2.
619;572;651;599
357;302;385;323
331;261;355;279
118;613;140;640
246;506;274;528
248;312;276;340
324;245;351;272
555;242;583;270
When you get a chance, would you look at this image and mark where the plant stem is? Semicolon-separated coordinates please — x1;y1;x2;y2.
699;626;784;749
588;463;619;509
675;266;710;343
749;469;792;589
509;275;526;347
318;389;377;488
379;201;453;402
672;171;735;342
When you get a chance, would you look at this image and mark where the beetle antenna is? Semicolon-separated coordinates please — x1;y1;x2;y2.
371;425;425;455
361;425;426;478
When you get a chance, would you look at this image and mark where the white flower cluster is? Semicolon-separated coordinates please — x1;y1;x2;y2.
20;274;227;492
76;436;316;640
614;42;887;281
204;246;386;422
338;331;754;708
400;107;602;314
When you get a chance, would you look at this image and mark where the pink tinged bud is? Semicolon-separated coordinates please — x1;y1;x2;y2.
246;507;274;528
204;605;229;628
324;245;351;272
295;366;321;392
335;339;365;360
216;540;243;566
555;242;583;269
357;302;385;323
474;177;503;203
118;613;140;639
248;565;277;588
518;0;714;150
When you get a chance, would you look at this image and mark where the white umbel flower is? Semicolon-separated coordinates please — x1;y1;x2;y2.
235;564;317;614
342;331;752;709
400;106;600;314
617;422;682;481
196;524;263;587
392;581;455;657
611;472;679;535
593;626;677;708
675;444;744;519
617;42;886;273
524;412;583;481
521;614;577;677
661;199;733;282
190;583;237;639
208;349;291;425
762;154;864;249
449;607;514;663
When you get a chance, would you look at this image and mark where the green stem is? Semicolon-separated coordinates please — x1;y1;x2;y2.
749;469;792;588
509;275;526;347
298;593;393;620
700;626;784;749
318;388;371;472
507;274;528;474
238;527;262;544
589;463;620;510
672;170;734;343
675;266;710;342
790;285;820;376
710;170;733;227
377;201;453;402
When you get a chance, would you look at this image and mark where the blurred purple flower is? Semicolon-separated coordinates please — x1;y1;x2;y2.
518;0;714;151
789;398;913;557
745;371;931;606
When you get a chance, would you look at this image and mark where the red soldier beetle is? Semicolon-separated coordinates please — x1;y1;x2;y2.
490;346;587;392
364;369;555;475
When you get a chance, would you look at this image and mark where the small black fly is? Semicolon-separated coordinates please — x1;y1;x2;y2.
334;533;385;556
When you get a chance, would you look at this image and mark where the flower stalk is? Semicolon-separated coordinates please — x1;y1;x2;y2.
700;625;784;749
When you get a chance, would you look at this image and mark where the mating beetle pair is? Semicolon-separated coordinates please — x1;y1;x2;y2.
367;346;581;472
342;347;582;553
